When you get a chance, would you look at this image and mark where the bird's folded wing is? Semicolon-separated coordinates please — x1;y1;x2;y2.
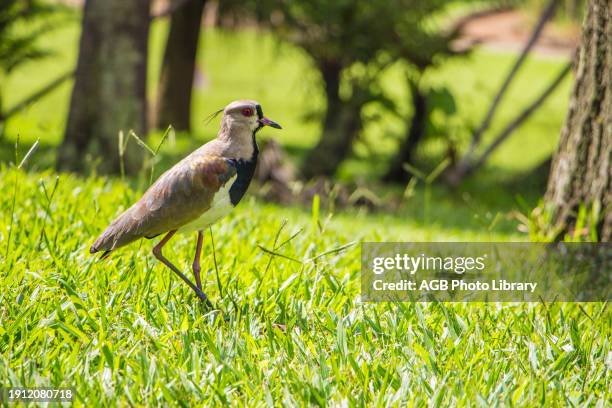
92;155;237;251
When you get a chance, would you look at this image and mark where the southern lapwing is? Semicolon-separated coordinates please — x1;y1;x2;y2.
90;100;281;305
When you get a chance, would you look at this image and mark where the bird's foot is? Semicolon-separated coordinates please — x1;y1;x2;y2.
195;289;213;308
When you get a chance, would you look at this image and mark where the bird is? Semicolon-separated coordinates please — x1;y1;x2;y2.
90;100;281;305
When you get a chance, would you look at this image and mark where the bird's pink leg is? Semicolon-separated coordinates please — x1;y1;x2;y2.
153;230;212;307
192;231;204;290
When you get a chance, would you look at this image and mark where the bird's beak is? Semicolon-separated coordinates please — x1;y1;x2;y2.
259;117;282;129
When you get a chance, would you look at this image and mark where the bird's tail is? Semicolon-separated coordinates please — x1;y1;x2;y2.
90;209;141;258
90;231;115;259
90;231;125;260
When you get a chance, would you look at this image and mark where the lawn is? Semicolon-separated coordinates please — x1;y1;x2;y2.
1;8;609;407
0;168;609;405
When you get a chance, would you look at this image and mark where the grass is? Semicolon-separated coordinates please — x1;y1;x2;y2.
0;167;609;405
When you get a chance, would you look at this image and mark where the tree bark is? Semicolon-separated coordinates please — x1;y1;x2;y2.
58;0;150;175
154;0;206;131
545;0;611;241
383;78;428;183
301;60;363;179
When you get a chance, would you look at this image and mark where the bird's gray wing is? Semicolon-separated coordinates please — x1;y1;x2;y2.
91;155;236;252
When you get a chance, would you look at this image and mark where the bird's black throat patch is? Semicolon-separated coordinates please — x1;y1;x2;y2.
227;132;259;206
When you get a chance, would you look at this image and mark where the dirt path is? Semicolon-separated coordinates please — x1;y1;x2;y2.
454;9;580;58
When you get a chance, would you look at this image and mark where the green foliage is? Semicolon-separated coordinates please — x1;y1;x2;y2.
0;0;58;75
239;0;472;176
262;0;454;65
0;0;67;124
520;200;605;242
253;0;459;103
0;167;609;405
0;22;571;181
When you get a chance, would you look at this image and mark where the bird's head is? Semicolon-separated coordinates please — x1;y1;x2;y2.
221;100;282;135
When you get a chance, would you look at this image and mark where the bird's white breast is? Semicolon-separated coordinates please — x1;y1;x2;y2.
178;175;236;234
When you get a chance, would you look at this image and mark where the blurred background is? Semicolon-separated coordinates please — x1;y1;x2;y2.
0;0;598;238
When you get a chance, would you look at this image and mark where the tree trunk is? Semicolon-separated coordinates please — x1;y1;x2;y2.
154;0;206;131
58;0;150;175
383;79;428;183
301;60;363;179
445;63;572;186
468;0;558;148
545;0;611;241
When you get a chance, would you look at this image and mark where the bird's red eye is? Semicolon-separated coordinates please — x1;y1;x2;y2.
241;108;254;117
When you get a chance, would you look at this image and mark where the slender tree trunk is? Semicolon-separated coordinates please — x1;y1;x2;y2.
154;0;206;131
445;63;572;186
0;93;4;140
469;0;559;151
0;70;73;121
443;0;559;186
58;0;150;175
383;78;428;183
545;0;611;241
565;0;582;21
301;60;363;179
